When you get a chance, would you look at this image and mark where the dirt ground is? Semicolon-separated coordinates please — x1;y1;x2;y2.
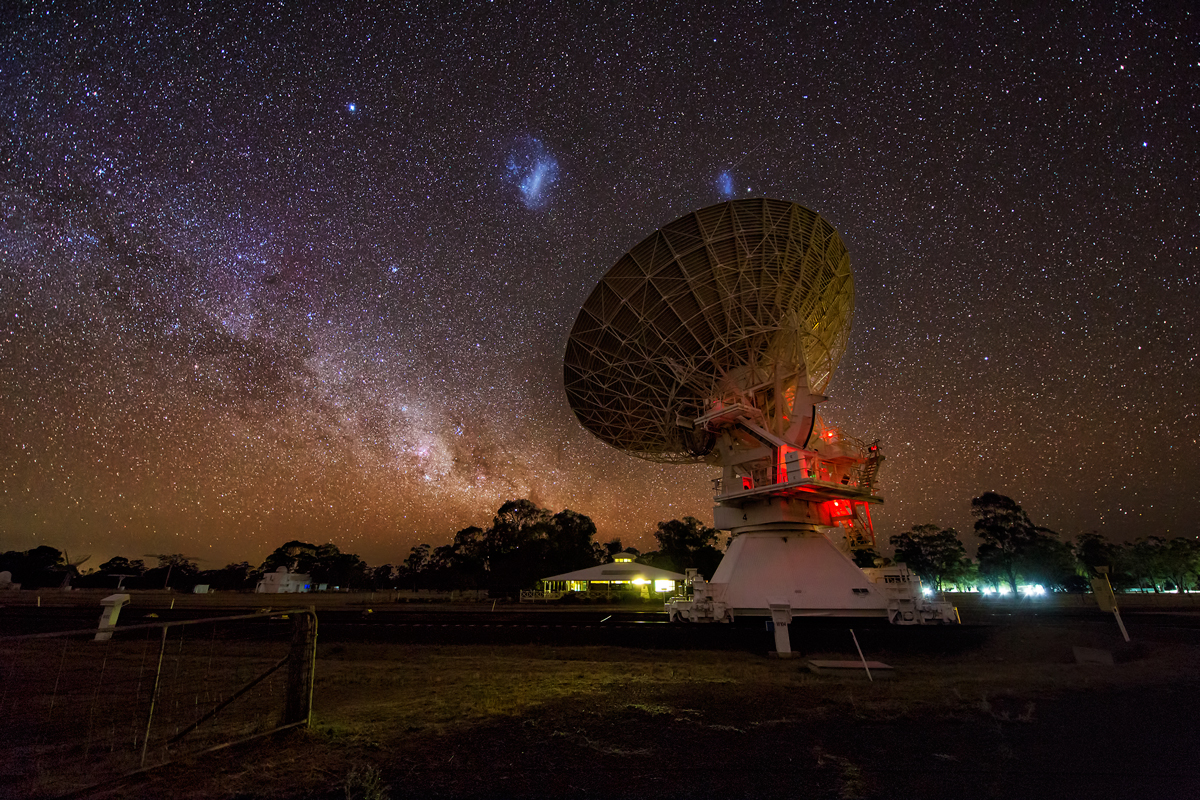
80;618;1200;800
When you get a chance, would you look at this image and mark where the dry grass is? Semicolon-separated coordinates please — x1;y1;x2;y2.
310;627;1198;742
95;622;1200;799
312;643;746;740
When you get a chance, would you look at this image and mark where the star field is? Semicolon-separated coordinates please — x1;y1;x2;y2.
1;4;1196;566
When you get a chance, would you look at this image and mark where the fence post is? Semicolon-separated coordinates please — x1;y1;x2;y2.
284;609;317;726
140;626;169;767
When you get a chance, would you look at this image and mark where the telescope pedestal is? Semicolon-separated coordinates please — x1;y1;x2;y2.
667;516;957;626
711;527;887;618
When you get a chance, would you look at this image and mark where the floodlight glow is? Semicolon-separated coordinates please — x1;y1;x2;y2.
631;578;650;585
982;587;995;595
921;587;932;596
654;579;675;593
998;586;1011;595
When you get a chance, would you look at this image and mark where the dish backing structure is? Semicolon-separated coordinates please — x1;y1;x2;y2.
565;198;956;636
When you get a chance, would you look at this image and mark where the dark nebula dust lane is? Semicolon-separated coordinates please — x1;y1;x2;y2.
1;4;1196;566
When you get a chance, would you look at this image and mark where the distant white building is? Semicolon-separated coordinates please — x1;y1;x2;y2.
255;566;313;593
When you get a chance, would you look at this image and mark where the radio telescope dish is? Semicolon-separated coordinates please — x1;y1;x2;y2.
564;198;957;629
564;198;854;463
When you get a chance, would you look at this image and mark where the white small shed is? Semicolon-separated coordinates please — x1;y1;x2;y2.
255;566;313;594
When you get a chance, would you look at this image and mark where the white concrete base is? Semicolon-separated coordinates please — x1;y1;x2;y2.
709;526;887;616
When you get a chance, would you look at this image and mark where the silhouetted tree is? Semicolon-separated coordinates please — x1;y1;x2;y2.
256;541;368;589
1126;536;1175;592
142;554;200;590
372;564;396;589
260;540;319;574
484;500;553;589
0;546;68;589
1073;532;1123;577
399;500;604;592
945;557;979;592
98;556;147;575
971;492;1039;593
889;524;967;591
308;544;370;589
443;526;487;588
544;509;604;575
398;544;431;590
1164;537;1200;592
1015;530;1075;591
850;547;883;569
72;556;148;589
196;562;257;592
653;517;723;579
603;539;636;561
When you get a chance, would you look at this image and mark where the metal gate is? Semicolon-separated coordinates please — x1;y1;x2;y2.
0;608;317;798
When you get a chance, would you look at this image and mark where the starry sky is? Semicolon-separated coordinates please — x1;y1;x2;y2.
2;3;1196;567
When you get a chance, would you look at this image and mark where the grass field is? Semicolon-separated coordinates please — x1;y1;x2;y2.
89;617;1200;800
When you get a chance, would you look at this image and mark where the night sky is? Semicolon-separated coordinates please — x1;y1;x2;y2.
2;4;1196;568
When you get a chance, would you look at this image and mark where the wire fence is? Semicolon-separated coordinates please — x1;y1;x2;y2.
0;608;316;798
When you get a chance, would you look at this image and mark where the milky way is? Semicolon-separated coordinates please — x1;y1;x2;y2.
1;5;1196;566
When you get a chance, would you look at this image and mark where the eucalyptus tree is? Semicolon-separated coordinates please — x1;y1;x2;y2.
889;524;967;592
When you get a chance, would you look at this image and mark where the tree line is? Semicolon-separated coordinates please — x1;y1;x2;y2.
887;491;1200;594
5;492;1193;596
0;499;724;595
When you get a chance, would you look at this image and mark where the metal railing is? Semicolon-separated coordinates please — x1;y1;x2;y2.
0;608;317;798
520;589;663;603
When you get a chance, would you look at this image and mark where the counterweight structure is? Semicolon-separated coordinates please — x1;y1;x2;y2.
565;199;955;626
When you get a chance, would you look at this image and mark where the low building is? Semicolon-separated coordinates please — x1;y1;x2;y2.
255;566;313;593
536;553;685;599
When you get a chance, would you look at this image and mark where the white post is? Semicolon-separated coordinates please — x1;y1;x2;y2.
850;629;873;682
96;593;130;641
769;604;793;657
1106;574;1130;643
1093;570;1130;643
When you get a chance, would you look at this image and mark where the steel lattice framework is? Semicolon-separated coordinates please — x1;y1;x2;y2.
565;198;854;463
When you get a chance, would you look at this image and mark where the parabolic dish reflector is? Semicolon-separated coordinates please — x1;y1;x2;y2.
564;198;854;463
